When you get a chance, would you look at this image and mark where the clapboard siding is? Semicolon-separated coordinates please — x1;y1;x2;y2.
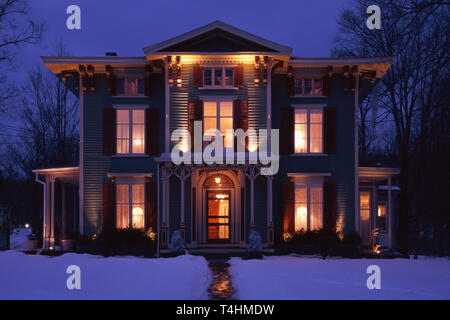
82;73;163;234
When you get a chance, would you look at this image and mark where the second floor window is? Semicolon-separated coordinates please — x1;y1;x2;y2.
295;78;323;96
203;67;234;88
203;100;233;147
117;78;145;96
295;183;323;231
295;108;323;153
116;109;145;154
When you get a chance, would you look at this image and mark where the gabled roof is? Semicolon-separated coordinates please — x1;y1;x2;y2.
143;20;292;56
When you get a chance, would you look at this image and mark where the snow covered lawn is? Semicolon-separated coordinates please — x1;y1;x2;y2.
229;255;450;300
0;251;210;300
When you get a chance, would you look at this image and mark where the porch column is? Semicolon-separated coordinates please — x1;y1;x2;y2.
160;167;170;249
164;57;170;153
242;165;259;231
266;175;274;247
175;165;192;241
44;175;56;249
388;176;392;248
266;57;272;153
61;183;67;240
354;68;360;233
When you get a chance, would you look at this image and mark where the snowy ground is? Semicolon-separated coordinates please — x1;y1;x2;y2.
229;255;450;300
0;251;210;299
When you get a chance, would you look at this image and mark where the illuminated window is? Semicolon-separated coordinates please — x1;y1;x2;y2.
116;109;145;154
203;100;233;147
116;184;145;229
203;67;234;88
295;184;323;231
294;79;323;96
377;203;386;230
117;78;145;96
294;108;323;153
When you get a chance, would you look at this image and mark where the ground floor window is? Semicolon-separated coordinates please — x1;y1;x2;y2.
377;203;386;230
116;183;145;229
294;184;323;231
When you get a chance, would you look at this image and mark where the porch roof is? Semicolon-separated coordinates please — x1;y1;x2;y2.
358;166;399;183
32;166;79;184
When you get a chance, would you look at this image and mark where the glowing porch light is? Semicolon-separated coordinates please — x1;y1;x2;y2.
215;177;222;184
132;207;143;216
25;223;30;228
248;142;258;152
215;194;226;199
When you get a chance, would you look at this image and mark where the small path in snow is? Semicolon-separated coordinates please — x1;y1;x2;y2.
207;258;236;300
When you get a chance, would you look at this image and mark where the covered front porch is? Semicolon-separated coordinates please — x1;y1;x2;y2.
358;166;400;250
155;154;275;253
33;167;79;250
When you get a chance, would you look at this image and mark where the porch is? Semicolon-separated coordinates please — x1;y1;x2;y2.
155;153;275;253
358;166;400;249
33;167;79;250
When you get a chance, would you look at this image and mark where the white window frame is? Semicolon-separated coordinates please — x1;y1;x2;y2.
293;105;325;155
115;179;145;229
116;78;145;97
201;66;235;89
114;105;147;155
294;177;324;231
294;78;323;96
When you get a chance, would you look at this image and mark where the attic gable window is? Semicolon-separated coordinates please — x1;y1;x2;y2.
295;79;323;96
203;67;234;88
117;78;145;96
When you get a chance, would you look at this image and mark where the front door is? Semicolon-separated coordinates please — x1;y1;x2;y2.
206;191;231;243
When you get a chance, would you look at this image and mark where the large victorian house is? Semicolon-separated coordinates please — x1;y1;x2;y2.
34;21;398;254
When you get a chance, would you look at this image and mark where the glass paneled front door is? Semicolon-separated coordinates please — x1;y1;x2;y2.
207;191;231;242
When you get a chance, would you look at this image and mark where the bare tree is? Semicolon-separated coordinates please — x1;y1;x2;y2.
333;0;449;252
2;41;79;177
0;0;44;112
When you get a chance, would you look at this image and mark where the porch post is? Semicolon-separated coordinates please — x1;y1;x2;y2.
250;177;255;230
180;177;185;238
45;175;56;249
161;167;169;249
61;183;67;240
266;175;274;247
164;57;170;153
388;176;392;248
354;67;360;233
266;57;272;153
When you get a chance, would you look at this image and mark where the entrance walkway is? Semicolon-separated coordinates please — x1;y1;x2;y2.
207;258;235;300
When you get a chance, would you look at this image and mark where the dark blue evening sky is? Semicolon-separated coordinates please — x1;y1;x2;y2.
19;0;350;69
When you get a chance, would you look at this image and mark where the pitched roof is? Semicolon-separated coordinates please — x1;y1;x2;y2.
143;20;292;56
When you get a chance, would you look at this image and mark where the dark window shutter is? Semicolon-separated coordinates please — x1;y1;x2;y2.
322;75;330;96
145;67;152;96
193;66;203;88
323;182;337;232
233;100;241;130
233;100;249;151
188;100;203;151
145;181;157;231
287;75;295;96
103;108;116;156
102;182;116;230
146;108;159;155
234;66;244;88
282;180;295;234
323;106;337;154
280;108;294;154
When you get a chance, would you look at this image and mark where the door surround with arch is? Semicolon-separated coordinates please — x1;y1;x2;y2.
191;169;244;247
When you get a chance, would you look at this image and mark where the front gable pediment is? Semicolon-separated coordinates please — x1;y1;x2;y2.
143;21;292;56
